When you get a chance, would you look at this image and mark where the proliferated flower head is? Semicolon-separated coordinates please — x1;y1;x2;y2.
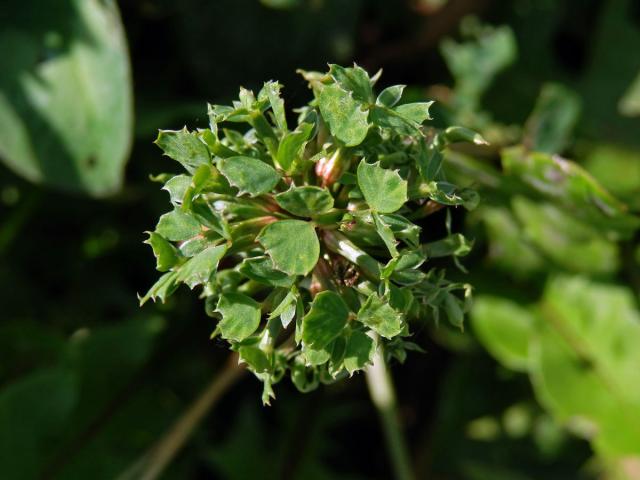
141;64;479;404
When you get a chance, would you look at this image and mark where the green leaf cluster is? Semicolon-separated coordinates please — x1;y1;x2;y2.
472;277;640;461
142;64;478;403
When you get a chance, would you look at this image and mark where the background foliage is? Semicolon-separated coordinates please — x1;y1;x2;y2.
1;1;639;479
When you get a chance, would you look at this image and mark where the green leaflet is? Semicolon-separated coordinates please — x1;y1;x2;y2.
145;232;181;272
238;256;295;288
394;102;433;124
357;160;407;213
257;220;319;276
441;126;488;145
175;244;227;289
302;291;350;349
423;233;472;259
372;212;398;258
329;64;374;103
218;156;280;197
139;271;179;305
156;209;201;242
217;293;261;342
276;123;314;173
343;330;376;375
376;85;405;108
259;80;287;131
275;186;334;217
318;83;369;147
357;293;403;339
155;128;210;171
163;175;192;206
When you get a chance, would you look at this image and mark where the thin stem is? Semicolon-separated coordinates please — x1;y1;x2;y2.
117;354;245;480
365;344;415;480
0;188;42;255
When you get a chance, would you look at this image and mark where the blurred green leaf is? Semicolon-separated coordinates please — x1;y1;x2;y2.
0;0;132;196
512;196;619;275
472;296;535;371
532;276;640;457
0;368;77;480
583;145;640;210
441;20;516;111
524;83;581;154
618;72;640;117
502;147;640;238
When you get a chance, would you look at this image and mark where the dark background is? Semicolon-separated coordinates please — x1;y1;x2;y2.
1;1;639;479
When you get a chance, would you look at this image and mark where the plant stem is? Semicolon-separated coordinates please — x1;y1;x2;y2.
117;354;245;480
365;345;415;480
0;188;41;255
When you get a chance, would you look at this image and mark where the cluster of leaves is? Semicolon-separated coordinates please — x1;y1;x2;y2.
435;17;640;479
142;64;480;403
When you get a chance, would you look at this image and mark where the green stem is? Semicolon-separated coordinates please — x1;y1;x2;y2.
321;230;381;281
0;189;42;255
365;344;415;480
250;111;279;159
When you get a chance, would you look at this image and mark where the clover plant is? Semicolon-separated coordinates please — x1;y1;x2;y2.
141;64;480;403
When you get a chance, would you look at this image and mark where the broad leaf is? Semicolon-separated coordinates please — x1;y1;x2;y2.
155;128;210;172
216;292;261;342
372;212;398;258
257;220;319;276
318;83;369;147
357;293;403;339
238;256;294;288
176;244;227;289
472;296;535;371
156;209;201;242
145;232;181;271
329;64;374;103
138;271;179;305
423;233;472;258
532;277;640;456
357;160;407;213
275;186;334;217
394;102;433;124
259;80;287;131
302;291;350;349
218;156;280;197
0;0;132;196
376;85;405;108
276;123;313;173
524;83;581;154
343;330;376;375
